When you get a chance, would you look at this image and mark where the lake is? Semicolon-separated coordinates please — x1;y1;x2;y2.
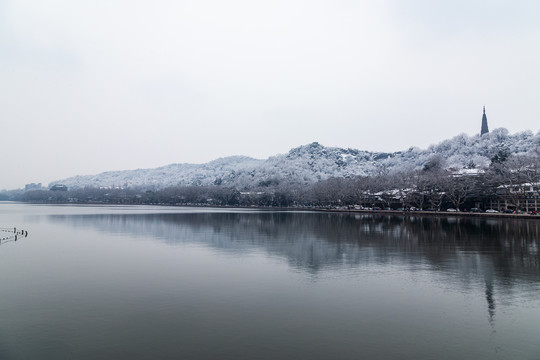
0;203;539;359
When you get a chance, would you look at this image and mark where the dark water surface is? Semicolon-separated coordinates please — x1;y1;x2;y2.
1;203;539;359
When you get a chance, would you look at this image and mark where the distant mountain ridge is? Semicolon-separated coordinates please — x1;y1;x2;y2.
52;128;540;190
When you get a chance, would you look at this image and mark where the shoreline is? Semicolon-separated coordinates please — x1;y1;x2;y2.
317;208;539;219
10;201;540;219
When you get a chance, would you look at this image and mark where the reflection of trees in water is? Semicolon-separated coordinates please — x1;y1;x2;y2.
49;211;539;277
51;211;540;323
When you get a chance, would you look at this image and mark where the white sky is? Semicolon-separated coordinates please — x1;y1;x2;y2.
1;0;539;189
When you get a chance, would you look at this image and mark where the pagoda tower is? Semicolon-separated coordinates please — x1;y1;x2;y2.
480;106;489;136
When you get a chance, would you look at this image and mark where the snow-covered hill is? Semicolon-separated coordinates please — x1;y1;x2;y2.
52;128;540;190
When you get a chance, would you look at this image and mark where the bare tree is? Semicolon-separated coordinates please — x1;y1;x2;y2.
442;174;474;210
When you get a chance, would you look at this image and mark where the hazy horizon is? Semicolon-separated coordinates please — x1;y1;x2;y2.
2;0;540;189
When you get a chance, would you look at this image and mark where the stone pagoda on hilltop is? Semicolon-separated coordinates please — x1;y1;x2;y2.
480;106;489;136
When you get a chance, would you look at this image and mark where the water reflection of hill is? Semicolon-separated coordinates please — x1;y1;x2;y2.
49;212;539;282
51;210;540;326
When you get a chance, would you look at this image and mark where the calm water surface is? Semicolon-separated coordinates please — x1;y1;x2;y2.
0;203;539;359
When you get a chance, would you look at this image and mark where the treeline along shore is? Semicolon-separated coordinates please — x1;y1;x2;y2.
4;154;540;216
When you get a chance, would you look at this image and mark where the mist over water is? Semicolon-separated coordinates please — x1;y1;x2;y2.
1;204;539;359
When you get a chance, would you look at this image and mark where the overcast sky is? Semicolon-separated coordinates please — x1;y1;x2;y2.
1;0;539;189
